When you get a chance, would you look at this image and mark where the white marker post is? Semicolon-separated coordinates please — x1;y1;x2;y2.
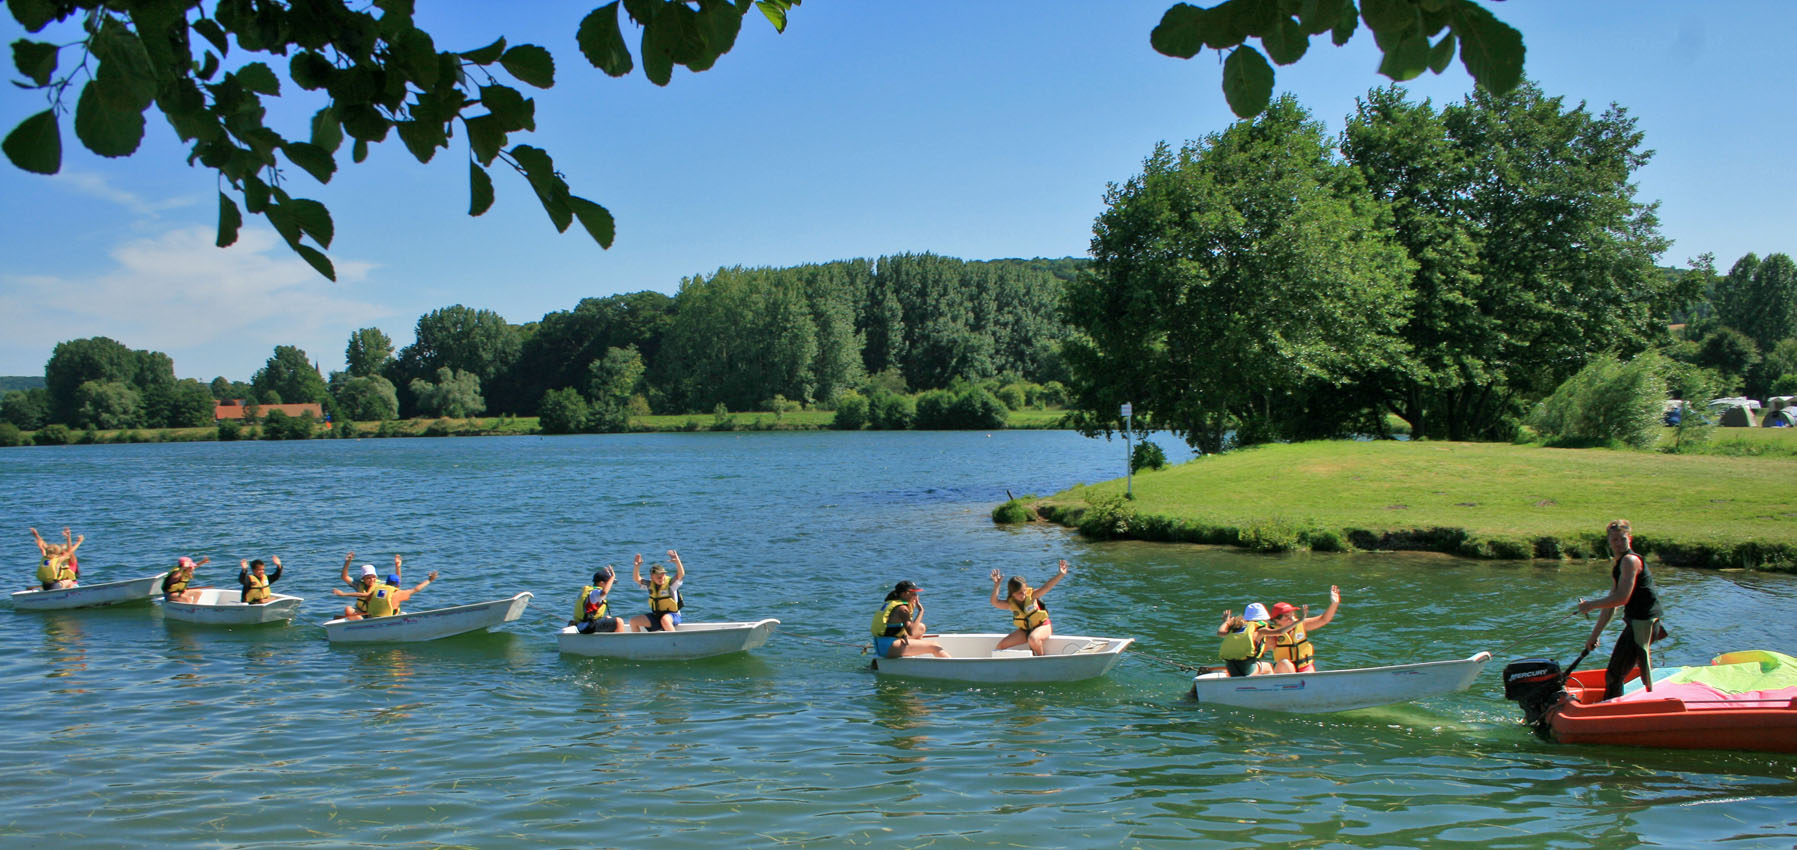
1121;402;1133;499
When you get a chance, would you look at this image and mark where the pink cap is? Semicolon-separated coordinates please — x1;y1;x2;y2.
177;556;195;568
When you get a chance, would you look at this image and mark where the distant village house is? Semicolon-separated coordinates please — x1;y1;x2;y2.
213;400;324;422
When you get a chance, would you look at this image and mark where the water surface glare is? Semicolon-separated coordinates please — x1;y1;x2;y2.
2;432;1794;848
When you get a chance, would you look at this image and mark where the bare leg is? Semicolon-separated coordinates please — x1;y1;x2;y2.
995;629;1028;650
1026;624;1053;656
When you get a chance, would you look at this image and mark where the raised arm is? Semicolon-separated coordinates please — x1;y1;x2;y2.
1035;560;1071;598
341;552;355;586
1302;586;1340;630
632;553;646;588
988;568;1009;610
393;570;438;603
269;555;284;583
29;527;48;556
668;550;685;583
1217;610;1235;637
393;553;402;583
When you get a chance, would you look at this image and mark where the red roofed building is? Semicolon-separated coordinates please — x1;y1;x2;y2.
214;400;325;422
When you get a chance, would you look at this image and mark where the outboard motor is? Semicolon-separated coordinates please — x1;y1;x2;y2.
1503;657;1566;739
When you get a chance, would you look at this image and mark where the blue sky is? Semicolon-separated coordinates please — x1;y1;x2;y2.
2;2;1793;381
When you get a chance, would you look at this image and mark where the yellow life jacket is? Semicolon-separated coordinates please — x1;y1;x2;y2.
244;572;270;604
1272;623;1313;666
1009;591;1049;632
649;577;681;613
37;556;74;585
871;598;913;637
365;582;401;617
575;586;608;622
163;571;190;597
1219;622;1263;661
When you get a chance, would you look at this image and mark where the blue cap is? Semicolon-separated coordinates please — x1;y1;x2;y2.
386;574;400;585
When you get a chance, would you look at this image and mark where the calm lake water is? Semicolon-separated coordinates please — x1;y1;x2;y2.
2;432;1794;849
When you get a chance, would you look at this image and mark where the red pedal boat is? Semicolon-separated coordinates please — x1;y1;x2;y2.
1504;651;1797;753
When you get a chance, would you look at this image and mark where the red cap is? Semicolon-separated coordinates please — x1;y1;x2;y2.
1269;602;1299;618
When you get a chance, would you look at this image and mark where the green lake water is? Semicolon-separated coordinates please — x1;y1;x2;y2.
2;432;1793;848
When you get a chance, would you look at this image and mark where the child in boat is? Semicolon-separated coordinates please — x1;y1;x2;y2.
989;559;1070;656
334;568;436;618
238;556;284;604
629;551;685;633
29;527;83;590
872;580;947;658
1576;518;1665;700
1217;602;1273;676
1263;586;1341;673
161;555;210;602
571;565;625;633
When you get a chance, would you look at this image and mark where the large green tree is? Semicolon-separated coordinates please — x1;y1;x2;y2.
1342;83;1679;440
1714;252;1797;355
251;344;329;404
1064;96;1414;454
344;327;394;378
409;366;484;418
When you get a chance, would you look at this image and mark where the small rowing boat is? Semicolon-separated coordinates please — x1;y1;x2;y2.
321;592;533;643
160;587;303;625
556;619;780;660
1505;650;1797;752
1191;652;1493;713
869;633;1133;683
10;572;168;611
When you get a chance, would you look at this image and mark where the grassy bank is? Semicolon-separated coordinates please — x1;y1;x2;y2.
1030;439;1797;572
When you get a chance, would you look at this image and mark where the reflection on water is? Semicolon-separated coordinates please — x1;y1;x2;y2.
0;434;1793;848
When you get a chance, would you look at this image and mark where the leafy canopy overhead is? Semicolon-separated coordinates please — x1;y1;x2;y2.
1151;0;1524;118
4;0;800;279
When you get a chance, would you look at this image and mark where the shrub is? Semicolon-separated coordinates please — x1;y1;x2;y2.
1240;517;1302;553
1302;528;1351;553
709;402;736;431
868;391;915;430
217;419;242;441
335;420;361;439
538;387;591;434
995;383;1029;411
992;496;1036;524
34;424;72;446
0;422;22;447
423;418;454;438
913;389;954;429
1076;493;1136;539
1131;440;1168;472
1528;352;1667;449
374;419;407;438
831;392;869;430
262;409;316;440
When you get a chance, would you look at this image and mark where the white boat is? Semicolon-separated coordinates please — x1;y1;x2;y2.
159;587;304;625
869;633;1134;683
1190;651;1493;713
321;592;533;643
556;619;780;659
10;572;168;611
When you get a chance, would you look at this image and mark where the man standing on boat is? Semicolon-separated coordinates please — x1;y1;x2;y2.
1577;518;1665;700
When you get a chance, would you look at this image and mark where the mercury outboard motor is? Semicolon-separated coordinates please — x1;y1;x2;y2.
1503;657;1567;739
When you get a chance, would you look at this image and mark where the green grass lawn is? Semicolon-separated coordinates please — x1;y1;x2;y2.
1039;438;1797;570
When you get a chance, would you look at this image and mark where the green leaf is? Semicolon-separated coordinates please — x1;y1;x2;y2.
8;0;60;33
464;113;505;166
242;175;270;213
1451;0;1523;93
693;0;745;66
755;0;792;33
1359;0;1412;34
3;109;60;174
340;104;390;141
92;18;157;109
1230;0;1281;39
1377;30;1429;81
569;196;616;249
499;44;555;88
641;11;677;86
1261;16;1310;65
578;2;635;77
398;28;439;90
513;144;573;232
469;161;494;216
1221;45;1275;119
234;61;280;95
352;138;369;163
292;244;336;281
286;198;334;248
216;192;241;247
74;78;146;157
479;84;535;131
1427;30;1456;74
1332;0;1359;45
192;18;230;56
11;39;58;87
1297;0;1345;35
198;50;219;81
461;36;506;64
395;119;443;163
282;141;336;183
1150;4;1209;59
310;106;342;152
289;51;333;90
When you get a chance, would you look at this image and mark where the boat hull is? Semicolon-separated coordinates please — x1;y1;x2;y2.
870;633;1133;683
556;619;780;659
160;587;303;625
10;572;167;610
1548;669;1797;753
321;592;533;643
1191;652;1493;713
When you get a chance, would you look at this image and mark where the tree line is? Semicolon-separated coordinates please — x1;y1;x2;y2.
1;255;1079;435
